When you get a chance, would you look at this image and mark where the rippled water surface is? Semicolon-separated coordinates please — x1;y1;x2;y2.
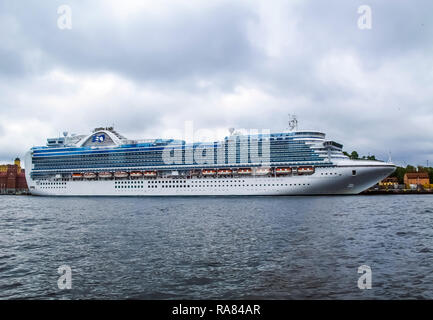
1;195;433;299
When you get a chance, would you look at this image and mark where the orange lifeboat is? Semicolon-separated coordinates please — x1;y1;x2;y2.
143;171;157;177
297;166;315;174
276;167;292;175
83;172;97;179
255;167;271;175
114;171;129;178
202;169;216;176
217;169;232;175
130;171;143;178
98;172;112;179
72;173;83;179
237;168;252;175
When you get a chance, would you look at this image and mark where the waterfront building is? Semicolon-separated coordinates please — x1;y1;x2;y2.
404;172;430;189
0;158;28;194
379;177;399;189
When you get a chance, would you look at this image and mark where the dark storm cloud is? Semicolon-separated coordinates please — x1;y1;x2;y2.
295;0;433;62
0;0;432;165
0;0;259;84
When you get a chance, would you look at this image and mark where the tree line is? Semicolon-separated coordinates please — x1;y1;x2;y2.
342;151;376;161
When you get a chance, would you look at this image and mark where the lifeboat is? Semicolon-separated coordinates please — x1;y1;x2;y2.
83;172;97;179
217;169;232;175
237;168;252;175
255;167;271;175
143;171;157;177
114;171;129;178
202;169;216;176
276;167;292;175
297;166;315;174
130;171;143;178
72;173;83;179
98;172;112;179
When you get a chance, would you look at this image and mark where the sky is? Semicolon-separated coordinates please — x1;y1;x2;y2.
0;0;432;167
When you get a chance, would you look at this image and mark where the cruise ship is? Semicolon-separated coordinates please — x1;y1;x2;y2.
24;127;395;196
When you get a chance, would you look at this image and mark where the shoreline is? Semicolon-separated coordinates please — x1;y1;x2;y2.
2;190;433;196
361;189;433;195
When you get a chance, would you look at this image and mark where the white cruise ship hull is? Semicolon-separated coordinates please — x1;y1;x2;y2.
26;162;395;196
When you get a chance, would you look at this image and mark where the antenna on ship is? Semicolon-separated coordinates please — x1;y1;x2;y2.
287;114;298;131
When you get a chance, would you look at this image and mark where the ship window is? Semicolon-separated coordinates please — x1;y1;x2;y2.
352;170;357;176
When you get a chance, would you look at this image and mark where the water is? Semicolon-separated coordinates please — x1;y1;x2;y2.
1;195;433;299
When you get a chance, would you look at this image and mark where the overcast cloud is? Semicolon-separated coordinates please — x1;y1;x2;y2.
1;0;433;166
